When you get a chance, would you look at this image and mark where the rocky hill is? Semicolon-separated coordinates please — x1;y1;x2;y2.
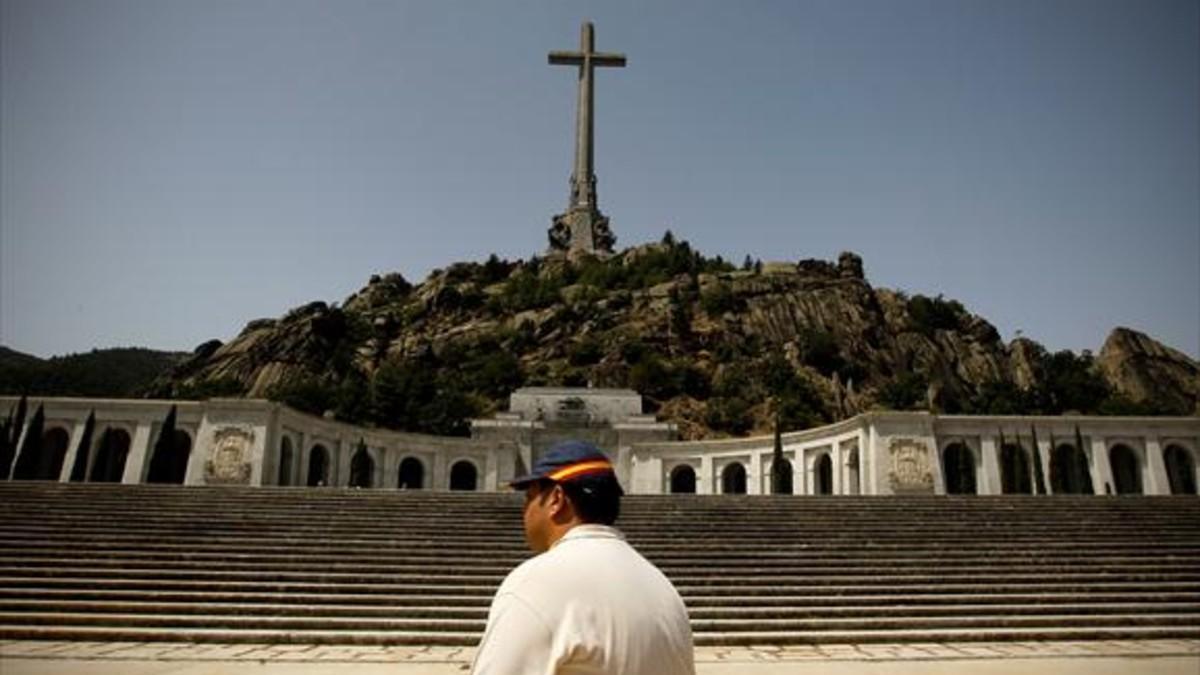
148;238;1198;439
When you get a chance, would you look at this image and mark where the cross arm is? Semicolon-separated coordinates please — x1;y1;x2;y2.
548;51;627;67
549;51;584;65
591;53;627;68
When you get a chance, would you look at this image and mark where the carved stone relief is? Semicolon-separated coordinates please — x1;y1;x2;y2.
205;427;254;485
888;437;934;494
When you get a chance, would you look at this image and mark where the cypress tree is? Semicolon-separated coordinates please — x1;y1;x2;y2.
1030;424;1047;495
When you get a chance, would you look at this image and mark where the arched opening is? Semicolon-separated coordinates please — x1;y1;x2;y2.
89;428;130;483
942;443;977;495
277;437;294;486
14;427;70;481
307;445;330;487
814;454;833;495
1050;443;1093;494
147;430;191;484
669;464;696;494
1163;445;1197;495
398;457;424;490
1000;443;1033;494
450;460;477;491
721;462;746;494
1109;444;1142;495
349;445;374;488
770;458;793;495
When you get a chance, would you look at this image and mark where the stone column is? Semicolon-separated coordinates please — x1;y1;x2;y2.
832;442;844;496
485;448;498;492
979;435;1001;495
433;450;448;491
58;419;89;482
123;421;153;484
295;431;308;486
1035;435;1053;494
1145;437;1169;495
699;455;714;495
330;438;344;487
748;452;762;495
1090;436;1113;495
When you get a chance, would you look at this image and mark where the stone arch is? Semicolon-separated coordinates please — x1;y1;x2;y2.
1000;443;1033;494
277;437;294;486
769;458;793;495
1163;444;1197;495
942;442;977;495
1050;443;1093;494
1108;444;1142;495
398;456;424;490
349;445;374;488
14;426;71;481
89;428;130;483
813;453;833;495
147;429;192;484
669;464;696;494
450;460;478;491
721;462;746;495
307;444;330;487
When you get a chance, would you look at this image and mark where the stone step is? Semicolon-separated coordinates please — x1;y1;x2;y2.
0;484;1196;646
6;587;1197;609
4;599;1197;620
5;564;1197;587
3;610;1199;635
4;623;1198;646
4;569;1195;590
5;554;1195;576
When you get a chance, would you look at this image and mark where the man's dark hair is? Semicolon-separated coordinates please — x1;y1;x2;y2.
538;475;621;525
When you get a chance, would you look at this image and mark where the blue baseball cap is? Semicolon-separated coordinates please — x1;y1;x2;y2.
510;439;624;494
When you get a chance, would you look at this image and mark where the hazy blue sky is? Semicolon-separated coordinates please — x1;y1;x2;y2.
2;0;1197;359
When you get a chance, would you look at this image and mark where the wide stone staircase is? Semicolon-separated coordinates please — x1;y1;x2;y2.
0;482;1198;645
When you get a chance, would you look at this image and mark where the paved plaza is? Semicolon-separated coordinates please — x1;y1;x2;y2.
0;640;1197;674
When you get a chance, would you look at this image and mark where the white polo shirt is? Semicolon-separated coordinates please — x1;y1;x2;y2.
471;524;695;675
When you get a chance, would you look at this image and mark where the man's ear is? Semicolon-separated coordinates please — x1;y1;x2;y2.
548;483;571;519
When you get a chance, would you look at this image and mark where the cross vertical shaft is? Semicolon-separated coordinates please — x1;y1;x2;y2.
548;22;626;255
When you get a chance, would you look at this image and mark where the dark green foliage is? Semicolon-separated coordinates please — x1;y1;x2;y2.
907;294;965;334
700;282;741;315
761;352;828;430
568;336;605;367
966;379;1032;414
172;377;246;400
705;394;754;435
0;347;183;397
370;353;483;436
464;349;525;399
878;371;929;410
1038;350;1110;413
265;376;340;418
705;365;756;435
957;348;1158;416
499;268;568;311
796;326;846;378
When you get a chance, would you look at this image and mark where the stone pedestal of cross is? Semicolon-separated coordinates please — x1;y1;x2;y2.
547;21;626;256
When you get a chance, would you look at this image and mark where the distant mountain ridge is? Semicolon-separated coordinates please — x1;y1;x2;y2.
0;347;185;398
140;239;1198;439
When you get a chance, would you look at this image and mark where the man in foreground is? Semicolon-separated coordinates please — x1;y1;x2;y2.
471;440;695;675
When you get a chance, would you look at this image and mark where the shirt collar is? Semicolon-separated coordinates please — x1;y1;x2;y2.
551;524;625;548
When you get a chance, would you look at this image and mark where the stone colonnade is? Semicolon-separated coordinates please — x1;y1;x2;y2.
631;412;1199;496
2;397;1196;496
0;397;513;491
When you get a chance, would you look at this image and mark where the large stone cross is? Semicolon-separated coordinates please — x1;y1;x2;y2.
547;21;625;256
